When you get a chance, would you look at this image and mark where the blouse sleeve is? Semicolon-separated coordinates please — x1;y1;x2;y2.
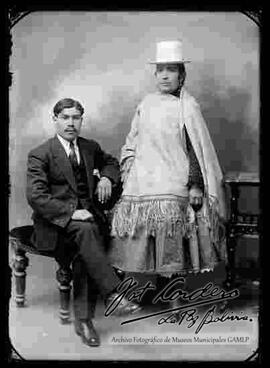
184;125;204;192
120;106;140;183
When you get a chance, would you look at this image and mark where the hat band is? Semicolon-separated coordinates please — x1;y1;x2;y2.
149;59;191;64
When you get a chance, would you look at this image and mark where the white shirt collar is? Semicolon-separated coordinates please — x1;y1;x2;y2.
57;134;78;148
56;134;80;163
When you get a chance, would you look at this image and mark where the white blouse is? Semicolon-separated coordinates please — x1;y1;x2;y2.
122;92;190;198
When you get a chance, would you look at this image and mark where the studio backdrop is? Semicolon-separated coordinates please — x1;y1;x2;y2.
9;11;259;228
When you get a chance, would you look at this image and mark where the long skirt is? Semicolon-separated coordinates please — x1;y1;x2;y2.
109;196;226;277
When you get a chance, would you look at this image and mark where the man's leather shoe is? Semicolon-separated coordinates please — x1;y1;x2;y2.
113;267;126;281
74;319;100;347
105;293;141;316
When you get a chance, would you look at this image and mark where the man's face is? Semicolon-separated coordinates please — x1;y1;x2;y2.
155;63;180;94
53;107;83;142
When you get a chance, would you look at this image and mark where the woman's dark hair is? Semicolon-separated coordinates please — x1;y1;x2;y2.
53;98;84;116
177;63;186;86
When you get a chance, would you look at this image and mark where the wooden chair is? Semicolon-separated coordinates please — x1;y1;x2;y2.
9;225;73;324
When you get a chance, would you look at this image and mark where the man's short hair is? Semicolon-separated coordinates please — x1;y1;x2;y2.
53;98;84;116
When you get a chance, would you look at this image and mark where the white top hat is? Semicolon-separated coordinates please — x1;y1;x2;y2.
149;40;191;64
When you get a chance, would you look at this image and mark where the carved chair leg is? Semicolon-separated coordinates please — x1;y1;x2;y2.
12;249;29;307
224;232;237;290
56;266;72;324
220;231;238;313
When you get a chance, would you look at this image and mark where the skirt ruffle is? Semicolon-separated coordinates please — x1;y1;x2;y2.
111;195;189;238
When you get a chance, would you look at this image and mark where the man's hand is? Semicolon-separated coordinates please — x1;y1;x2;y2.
189;186;203;210
71;209;94;221
96;177;112;203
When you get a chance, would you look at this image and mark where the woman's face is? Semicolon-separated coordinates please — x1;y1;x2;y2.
155;63;180;94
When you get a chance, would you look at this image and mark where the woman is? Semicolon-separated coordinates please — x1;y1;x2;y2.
110;40;227;280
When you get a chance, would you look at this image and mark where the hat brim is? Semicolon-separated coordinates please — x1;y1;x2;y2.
148;59;191;64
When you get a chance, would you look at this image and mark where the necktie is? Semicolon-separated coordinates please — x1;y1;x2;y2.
69;141;79;169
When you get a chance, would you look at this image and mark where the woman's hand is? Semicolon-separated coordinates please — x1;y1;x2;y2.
189;185;203;210
96;177;112;203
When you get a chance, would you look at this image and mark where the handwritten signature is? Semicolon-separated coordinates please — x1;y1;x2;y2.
157;305;250;334
104;276;250;333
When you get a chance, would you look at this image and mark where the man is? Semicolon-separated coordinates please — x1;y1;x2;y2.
26;98;140;347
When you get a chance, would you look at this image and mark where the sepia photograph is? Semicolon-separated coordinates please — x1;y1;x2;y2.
8;10;260;362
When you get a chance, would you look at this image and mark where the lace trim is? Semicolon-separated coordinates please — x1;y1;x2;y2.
111;197;188;238
111;195;225;248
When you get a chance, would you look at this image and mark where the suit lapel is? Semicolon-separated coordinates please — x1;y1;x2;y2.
51;136;77;192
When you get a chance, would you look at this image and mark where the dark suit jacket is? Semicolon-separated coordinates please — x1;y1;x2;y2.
26;135;120;252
